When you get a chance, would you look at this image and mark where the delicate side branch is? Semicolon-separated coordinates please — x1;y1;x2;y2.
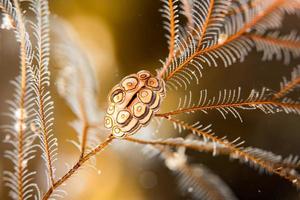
163;117;300;188
31;0;56;187
273;66;300;99
125;136;300;170
125;136;229;154
248;34;300;50
159;0;179;78
156;87;300;120
42;135;115;200
11;0;34;199
156;100;300;118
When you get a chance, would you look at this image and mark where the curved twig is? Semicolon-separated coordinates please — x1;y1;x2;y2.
155;100;300;117
42;134;115;200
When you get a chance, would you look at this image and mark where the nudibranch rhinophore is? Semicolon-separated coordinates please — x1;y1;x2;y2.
104;70;166;137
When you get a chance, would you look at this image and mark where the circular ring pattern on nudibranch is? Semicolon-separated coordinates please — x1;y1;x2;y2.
110;88;125;103
116;110;132;125
105;70;166;138
146;77;159;89
133;102;149;119
107;104;115;115
104;116;113;129
138;88;154;104
137;70;151;80
121;76;138;91
112;126;125;137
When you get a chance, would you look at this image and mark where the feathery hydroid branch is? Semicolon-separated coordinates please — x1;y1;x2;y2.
125;137;300;170
159;0;179;78
155;100;300;117
164;117;300;188
165;0;286;81
31;0;56;187
273;66;300;99
12;0;33;199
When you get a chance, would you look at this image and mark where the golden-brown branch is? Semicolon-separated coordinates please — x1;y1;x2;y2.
196;0;214;50
42;135;115;200
78;77;89;158
159;0;178;78
273;72;300;100
274;78;300;99
125;136;300;170
35;0;55;186
12;0;29;198
248;34;300;49
125;136;229;154
155;100;300;117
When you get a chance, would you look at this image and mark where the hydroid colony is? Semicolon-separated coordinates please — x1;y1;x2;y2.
0;0;300;199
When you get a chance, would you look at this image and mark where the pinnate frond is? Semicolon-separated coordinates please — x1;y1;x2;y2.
159;0;180;77
274;66;300;99
197;0;232;50
4;74;38;200
175;164;238;200
237;147;300;172
2;0;40;199
157;87;300;122
127;135;300;171
29;0;57;188
162;0;300;90
253;0;300;33
140;140;238;200
163;117;300;188
162;148;237;200
250;31;300;65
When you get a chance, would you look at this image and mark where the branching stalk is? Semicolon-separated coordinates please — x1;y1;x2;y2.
42;135;114;200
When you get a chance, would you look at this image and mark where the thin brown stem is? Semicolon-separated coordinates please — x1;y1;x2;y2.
125;137;300;170
273;78;300;100
159;0;177;78
248;34;300;49
78;74;89;158
36;0;55;186
39;101;55;185
125;136;230;154
12;0;29;198
42;135;115;200
155;100;300;117
80;124;89;158
196;0;214;50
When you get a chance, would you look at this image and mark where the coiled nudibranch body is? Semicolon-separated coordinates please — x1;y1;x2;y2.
105;70;166;137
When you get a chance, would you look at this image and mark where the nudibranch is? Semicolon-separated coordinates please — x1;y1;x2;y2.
104;70;166;137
